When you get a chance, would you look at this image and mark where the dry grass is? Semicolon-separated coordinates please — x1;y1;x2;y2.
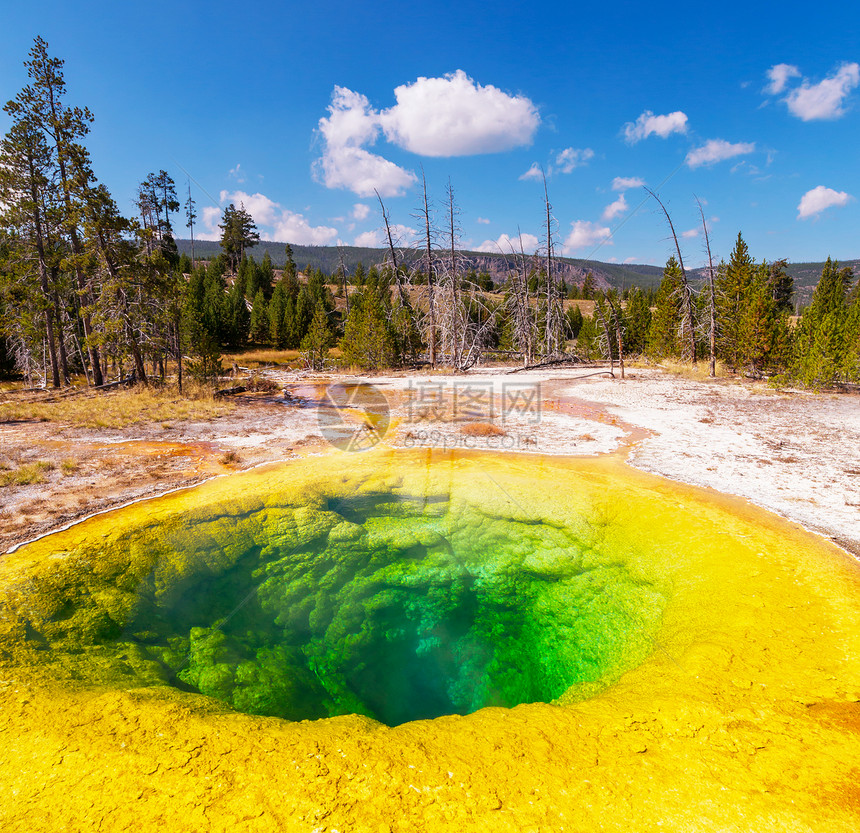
0;460;54;488
223;349;301;367
0;383;233;429
627;358;731;381
459;421;507;437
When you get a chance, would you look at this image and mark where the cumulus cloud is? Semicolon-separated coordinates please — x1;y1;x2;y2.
685;139;755;169
352;203;371;221
785;63;860;120
681;228;699;239
217;190;338;245
354;223;418;248
562;221;612;254
198;206;223;241
314;72;540;196
519;162;543;181
476;216;491;225
314;86;417;198
476;232;539;255
612;176;645;191
228;163;246;183
765;63;801;95
797;185;853;219
378;70;540;156
601;194;627;221
623;256;637;264
623;110;688;143
554;147;594;174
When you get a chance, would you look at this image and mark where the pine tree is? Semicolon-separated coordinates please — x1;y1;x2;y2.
624;288;652;355
268;282;288;347
249;290;269;344
565;304;584;339
300;304;334;370
340;286;398;369
716;233;754;371
790;259;854;386
647;256;683;358
219;203;259;274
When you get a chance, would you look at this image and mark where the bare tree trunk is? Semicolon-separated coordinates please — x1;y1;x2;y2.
696;196;717;378
420;171;437;368
26;153;61;388
646;188;697;364
446;179;461;371
53;287;70;382
543;172;554;357
594;295;616;377
605;292;625;379
338;246;350;316
375;190;407;304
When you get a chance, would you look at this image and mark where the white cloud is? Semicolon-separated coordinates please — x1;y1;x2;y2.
623;110;688;143
476;216;491;225
681;228;699;239
785;63;860;120
228;163;246;183
352;202;371;221
601;194;627;221
476;232;539;255
519;162;543;181
797;185;853;220
271;211;339;245
562;221;612;254
379;70;540;156
685;139;755;169
315;73;539;196
554;147;594;174
198;206;222;241
623;257;637;264
612;176;645;191
219;189;338;245
765;63;801;95
314;86;417;198
354;223;418;248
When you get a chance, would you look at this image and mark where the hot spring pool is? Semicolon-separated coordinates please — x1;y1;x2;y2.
1;449;858;831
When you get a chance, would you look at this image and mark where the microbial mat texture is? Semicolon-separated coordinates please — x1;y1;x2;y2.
1;449;858;831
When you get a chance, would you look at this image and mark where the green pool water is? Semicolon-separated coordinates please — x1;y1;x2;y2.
3;455;667;726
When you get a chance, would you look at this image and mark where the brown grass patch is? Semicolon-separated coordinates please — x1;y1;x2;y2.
0;460;54;488
0;383;233;428
459;422;506;437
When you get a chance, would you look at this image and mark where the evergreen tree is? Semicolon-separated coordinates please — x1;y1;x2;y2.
624;288;652;355
258;250;275;298
647;256;683;358
249;290;269;344
268;281;288;347
716;233;754;371
300;304;334;370
789;259;855;386
219;203;259;274
580;272;595;300
565;304;584;339
340;285;399;369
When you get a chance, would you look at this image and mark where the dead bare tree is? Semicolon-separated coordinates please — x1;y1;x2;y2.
593;293;616;377
603;290;625;379
695;196;717;378
646;188;697;364
337;245;350;316
416;169;438;368
541;171;564;357
374;189;408;306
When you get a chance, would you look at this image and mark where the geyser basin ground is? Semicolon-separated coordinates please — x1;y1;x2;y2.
1;449;859;832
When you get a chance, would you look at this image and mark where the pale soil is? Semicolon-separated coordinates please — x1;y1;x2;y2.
1;367;857;556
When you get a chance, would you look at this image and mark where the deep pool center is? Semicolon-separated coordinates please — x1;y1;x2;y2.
2;453;667;726
2;448;859;831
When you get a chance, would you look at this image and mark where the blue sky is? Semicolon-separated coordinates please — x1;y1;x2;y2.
1;0;858;267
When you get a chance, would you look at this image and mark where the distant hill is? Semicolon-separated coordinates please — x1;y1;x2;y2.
174;239;666;291
174;239;856;299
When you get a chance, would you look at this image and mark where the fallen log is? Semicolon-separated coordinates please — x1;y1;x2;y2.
214;385;247;398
